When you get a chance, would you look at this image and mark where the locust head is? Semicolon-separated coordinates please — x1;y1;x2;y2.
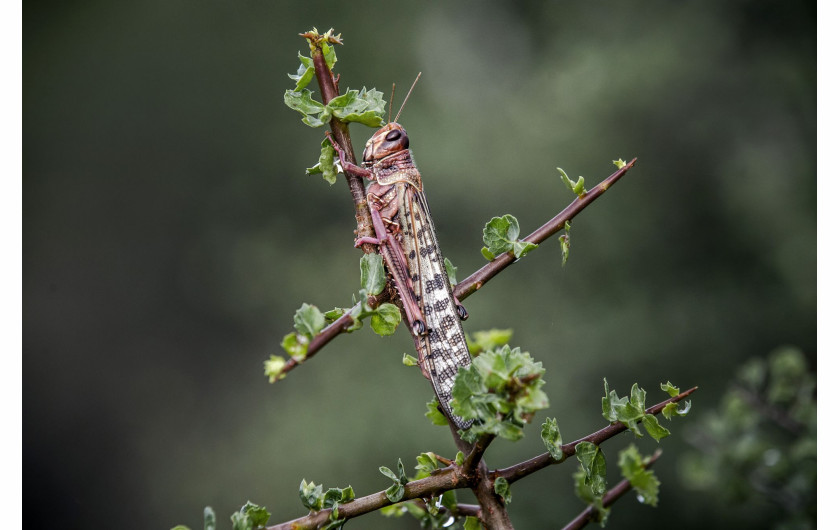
362;122;410;164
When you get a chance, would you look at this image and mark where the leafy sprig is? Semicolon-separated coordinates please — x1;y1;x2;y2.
481;214;538;260
450;345;549;442
602;380;676;442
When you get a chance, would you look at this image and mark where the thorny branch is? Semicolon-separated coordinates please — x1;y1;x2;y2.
266;387;692;529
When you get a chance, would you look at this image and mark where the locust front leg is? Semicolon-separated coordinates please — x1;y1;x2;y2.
327;134;429;336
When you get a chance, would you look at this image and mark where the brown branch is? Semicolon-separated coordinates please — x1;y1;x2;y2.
562;449;663;530
301;30;376;250
495;386;696;485
454;158;636;301
463;433;495;474
267;466;468;530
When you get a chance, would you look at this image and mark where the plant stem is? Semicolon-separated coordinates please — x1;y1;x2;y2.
302;31;376;250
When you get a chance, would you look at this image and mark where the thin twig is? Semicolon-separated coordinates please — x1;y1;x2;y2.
494;386;696;485
562;449;663;530
266;467;466;530
463;433;495;474
454;158;636;301
301;30;376;250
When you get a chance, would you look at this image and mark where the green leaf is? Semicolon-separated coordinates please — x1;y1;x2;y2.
327;87;386;127
443;257;458;286
455;451;465;466
171;526;190;530
415;452;439;475
264;354;287;383
305;137;337;185
630;383;646;410
360;253;387;296
204;506;216;530
451;345;548;441
231;502;270;530
613;158;627;169
381;459;408;503
512;239;538;259
425;400;449;426
379;466;398;482
299;480;323;511
480;246;496;261
281;332;308;362
575;442;607;497
660;381;680;397
284;89;331;127
558;221;571;266
463;516;482;530
323;307;346;322
541;417;564;461
482;214;520;255
321;41;337;70
662;400;692;420
294;303;326;338
642;414;671;442
573;468;610;526
494;477;512;504
288;51;315;91
402;353;418;367
557;167;587;198
466;328;513;356
370;303;401;336
384;481;404;503
618;445;660;506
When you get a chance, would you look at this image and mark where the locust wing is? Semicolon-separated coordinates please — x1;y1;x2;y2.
397;185;473;429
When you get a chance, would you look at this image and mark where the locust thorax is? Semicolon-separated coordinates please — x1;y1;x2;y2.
362;122;410;165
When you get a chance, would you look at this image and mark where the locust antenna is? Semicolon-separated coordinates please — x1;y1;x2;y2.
394;72;421;123
388;83;396;123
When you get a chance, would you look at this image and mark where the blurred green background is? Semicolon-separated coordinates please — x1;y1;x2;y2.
24;1;815;529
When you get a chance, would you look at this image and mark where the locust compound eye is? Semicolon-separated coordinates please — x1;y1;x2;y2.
385;128;409;149
386;130;401;141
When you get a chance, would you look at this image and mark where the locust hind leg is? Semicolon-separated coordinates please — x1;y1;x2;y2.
357;200;428;336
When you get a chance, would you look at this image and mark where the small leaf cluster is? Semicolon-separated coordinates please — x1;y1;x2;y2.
172;504;270;530
618;445;661;506
481;214;538;260
680;346;815;528
283;29;386;184
264;254;401;382
284;34;385;129
379;459;410;503
540;417;564;461
573;442;609;526
380;453;461;528
298;479;356;521
602;380;688;442
557;167;587;198
465;328;514;356
450;345;549;442
573;444;662;527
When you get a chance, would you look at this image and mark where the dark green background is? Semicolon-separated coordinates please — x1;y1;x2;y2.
25;1;815;528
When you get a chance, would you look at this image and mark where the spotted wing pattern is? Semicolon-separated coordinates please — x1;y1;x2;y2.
396;185;472;429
